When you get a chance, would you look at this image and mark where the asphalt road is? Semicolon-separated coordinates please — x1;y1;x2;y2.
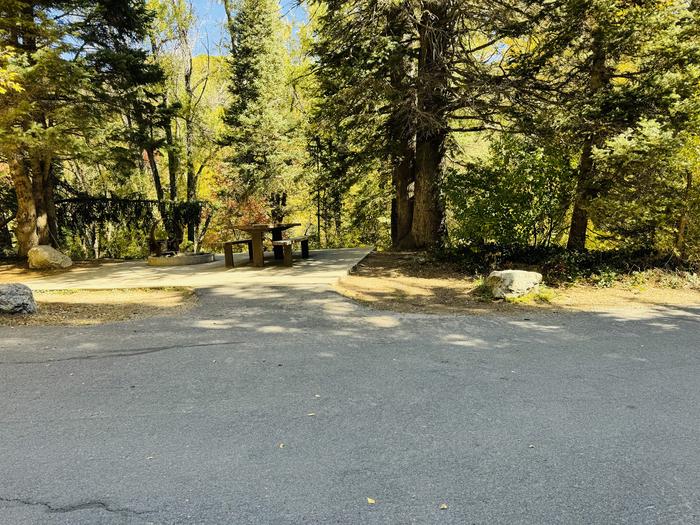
1;283;699;524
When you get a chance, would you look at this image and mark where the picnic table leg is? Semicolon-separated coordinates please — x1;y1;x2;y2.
272;229;284;260
251;231;265;267
224;242;234;268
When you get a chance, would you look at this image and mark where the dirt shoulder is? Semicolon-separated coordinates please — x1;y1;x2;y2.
0;259;125;285
0;288;197;327
335;252;700;314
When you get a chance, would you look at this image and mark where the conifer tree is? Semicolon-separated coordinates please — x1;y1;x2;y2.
221;0;291;208
0;0;159;256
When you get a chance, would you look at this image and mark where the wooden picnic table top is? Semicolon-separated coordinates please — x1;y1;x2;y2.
235;223;301;233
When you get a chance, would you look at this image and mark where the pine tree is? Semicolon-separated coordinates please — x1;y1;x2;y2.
312;0;514;249
221;0;291;209
0;0;159;256
506;0;700;250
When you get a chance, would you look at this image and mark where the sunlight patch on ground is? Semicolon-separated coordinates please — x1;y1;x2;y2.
0;288;196;326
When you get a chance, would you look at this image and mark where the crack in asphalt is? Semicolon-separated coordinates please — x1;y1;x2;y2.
0;340;245;365
0;496;151;518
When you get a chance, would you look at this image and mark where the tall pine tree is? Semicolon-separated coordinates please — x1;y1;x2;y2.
221;0;291;211
0;0;159;256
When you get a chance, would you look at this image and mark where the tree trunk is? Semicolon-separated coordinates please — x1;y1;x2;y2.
163;110;179;202
392;140;415;249
409;2;449;249
567;140;595;251
0;215;12;252
567;29;606;251
222;0;236;49
387;3;417;249
411;133;446;249
675;169;693;259
31;169;49;245
44;161;59;248
9;157;38;257
184;50;197;244
145;146;169;228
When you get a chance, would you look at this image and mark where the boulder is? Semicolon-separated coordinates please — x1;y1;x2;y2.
27;245;72;270
0;284;37;314
487;270;543;299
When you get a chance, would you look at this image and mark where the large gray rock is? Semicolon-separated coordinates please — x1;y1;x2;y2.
0;284;37;314
27;245;72;270
487;270;543;299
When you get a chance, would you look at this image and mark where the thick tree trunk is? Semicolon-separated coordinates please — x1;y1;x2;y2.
392;141;415;249
31;156;58;246
9;158;38;257
44;161;59;248
567;141;595;251
387;3;417;249
411;133;446;249
567;29;606;251
409;2;450;249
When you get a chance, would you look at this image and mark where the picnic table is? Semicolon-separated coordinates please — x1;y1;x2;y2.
235;223;301;267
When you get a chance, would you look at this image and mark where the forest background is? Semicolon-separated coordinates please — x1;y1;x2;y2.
2;0;699;280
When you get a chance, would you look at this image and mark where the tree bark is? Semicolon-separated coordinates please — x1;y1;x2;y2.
145;146;168;224
9;157;38;256
675;169;693;259
409;2;450;249
222;0;236;49
411;132;446;249
44;161;59;248
0;216;13;252
163;107;179;202
184;54;197;243
567;29;606;251
392;145;415;248
387;2;416;249
567;141;595;251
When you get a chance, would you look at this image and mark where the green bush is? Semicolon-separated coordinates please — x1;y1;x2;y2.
445;135;576;248
437;244;700;285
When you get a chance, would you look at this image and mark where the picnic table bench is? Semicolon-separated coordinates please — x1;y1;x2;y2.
271;236;310;266
223;239;253;268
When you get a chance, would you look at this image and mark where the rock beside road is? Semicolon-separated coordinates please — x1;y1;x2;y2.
28;245;73;270
487;270;543;299
0;284;37;314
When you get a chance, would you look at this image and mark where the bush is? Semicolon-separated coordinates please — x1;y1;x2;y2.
445;134;576;247
437;243;700;285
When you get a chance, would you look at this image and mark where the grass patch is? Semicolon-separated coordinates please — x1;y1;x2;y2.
506;286;556;305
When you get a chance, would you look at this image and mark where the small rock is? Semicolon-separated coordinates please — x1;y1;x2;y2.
486;270;543;299
0;284;37;315
27;245;73;270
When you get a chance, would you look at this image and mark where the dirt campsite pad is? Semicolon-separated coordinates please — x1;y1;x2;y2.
0;288;197;326
336;251;700;314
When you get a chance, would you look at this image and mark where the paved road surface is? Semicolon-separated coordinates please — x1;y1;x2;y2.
1;250;699;524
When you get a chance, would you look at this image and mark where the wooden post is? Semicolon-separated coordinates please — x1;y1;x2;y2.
283;244;293;266
224;242;234;268
251;231;264;267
